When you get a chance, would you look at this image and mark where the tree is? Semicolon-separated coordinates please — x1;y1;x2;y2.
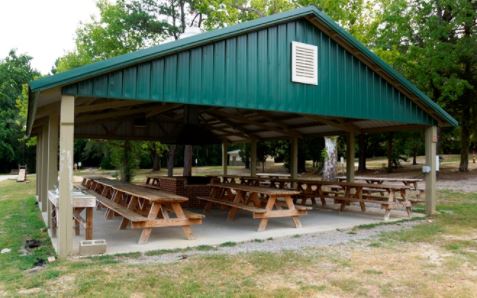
143;142;168;171
357;134;368;172
375;0;477;171
0;50;39;173
323;136;338;179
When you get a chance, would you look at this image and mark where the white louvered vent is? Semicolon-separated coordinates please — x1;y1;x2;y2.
291;41;318;85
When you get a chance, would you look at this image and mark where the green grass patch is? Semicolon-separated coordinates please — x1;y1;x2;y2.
379;190;477;245
195;245;216;251
219;241;237;247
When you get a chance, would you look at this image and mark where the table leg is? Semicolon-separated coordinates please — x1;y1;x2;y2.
171;203;194;240
138;202;161;244
85;207;93;240
400;189;412;217
74;208;82;236
384;191;394;220
357;187;365;212
248;192;262;208
284;196;302;228
318;186;327;206
227;190;245;220
120;196;138;230
257;195;277;232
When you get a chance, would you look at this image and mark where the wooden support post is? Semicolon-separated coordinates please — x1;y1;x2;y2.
58;95;75;258
35;133;41;201
222;142;228;175
47;111;59;229
40;125;49;211
425;126;437;216
290;138;298;179
346;132;355;182
250;139;257;177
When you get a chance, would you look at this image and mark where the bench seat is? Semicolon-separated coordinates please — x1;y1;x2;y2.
95;194;148;222
333;196;398;207
196;196;267;213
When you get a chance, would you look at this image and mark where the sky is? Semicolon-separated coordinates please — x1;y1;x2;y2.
0;0;99;74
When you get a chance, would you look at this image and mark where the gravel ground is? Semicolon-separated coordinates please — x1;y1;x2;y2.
437;175;477;192
124;219;423;264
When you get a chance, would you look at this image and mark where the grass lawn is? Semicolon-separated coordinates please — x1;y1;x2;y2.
1;177;477;297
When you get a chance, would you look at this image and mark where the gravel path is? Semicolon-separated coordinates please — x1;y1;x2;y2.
124;219;423;264
0;175;16;182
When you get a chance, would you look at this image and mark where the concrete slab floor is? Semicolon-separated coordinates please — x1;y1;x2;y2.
42;204;420;256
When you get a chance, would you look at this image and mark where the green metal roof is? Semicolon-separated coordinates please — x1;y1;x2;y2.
28;5;457;127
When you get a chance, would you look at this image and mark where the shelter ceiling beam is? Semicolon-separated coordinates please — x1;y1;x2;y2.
203;112;260;139
304;115;360;133
211;110;302;138
75;100;148;114
362;124;424;134
145;104;183;118
75;105;156;123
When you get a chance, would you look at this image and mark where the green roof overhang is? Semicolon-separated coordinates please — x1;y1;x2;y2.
27;5;458;134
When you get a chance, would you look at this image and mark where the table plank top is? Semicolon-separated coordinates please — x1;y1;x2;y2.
91;177;188;203
210;183;300;196
256;173;291;177
270;178;410;190
337;176;422;182
48;190;96;208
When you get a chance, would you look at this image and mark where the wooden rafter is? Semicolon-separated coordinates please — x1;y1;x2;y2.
75;105;156;123
145;104;183;118
212;110;302;138
75;100;148;114
203;112;260;139
304;115;360;133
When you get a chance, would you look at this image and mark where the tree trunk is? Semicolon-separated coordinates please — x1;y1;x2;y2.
459;112;470;172
387;133;394;172
121;140;131;182
152;153;160;171
167;145;176;177
358;134;367;172
183;145;193;176
412;148;417;165
323;136;337;180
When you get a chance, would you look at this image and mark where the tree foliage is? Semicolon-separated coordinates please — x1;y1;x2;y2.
0;50;38;173
374;0;477;171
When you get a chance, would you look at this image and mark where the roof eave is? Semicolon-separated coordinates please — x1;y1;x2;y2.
28;5;458;128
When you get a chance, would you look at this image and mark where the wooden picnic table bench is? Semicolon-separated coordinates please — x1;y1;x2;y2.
256;173;291;179
145;175;162;187
197;183;310;231
269;178;415;220
82;177;203;244
48;188;96;240
337;176;423;190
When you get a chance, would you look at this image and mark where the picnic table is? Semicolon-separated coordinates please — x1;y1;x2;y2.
269;178;414;220
82;177;204;244
336;176;422;190
48;188;96;240
145;175;161;187
197;183;310;231
214;175;242;184
256;173;291;179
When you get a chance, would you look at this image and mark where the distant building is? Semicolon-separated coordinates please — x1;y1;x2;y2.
227;149;243;166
